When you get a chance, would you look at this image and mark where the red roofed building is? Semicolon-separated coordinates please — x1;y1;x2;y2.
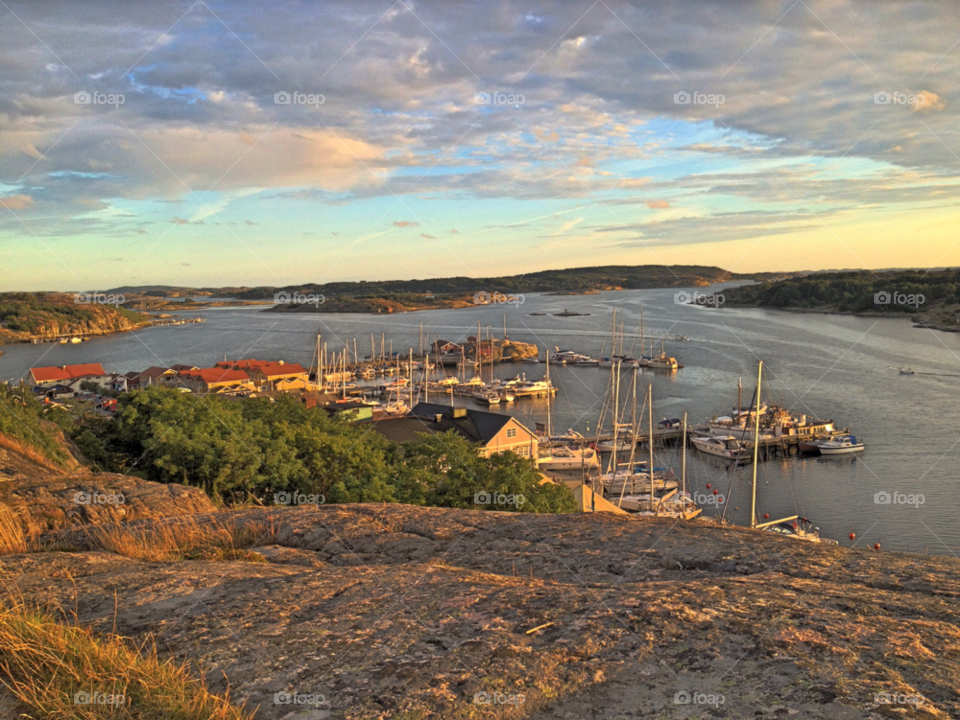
177;367;254;394
29;363;107;388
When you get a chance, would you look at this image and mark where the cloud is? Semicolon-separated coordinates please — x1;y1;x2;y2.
171;217;190;225
915;90;944;112
420;233;437;239
0;194;33;210
645;200;670;209
393;220;419;227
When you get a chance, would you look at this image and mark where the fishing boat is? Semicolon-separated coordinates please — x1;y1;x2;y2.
815;434;865;455
691;435;750;464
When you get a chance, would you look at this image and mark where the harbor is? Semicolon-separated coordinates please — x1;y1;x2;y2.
1;285;956;554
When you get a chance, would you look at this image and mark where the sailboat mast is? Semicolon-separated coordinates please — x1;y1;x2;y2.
681;412;688;499
640;307;645;358
648;383;655;514
750;362;763;528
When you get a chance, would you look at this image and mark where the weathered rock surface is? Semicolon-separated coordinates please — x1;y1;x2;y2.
2;504;956;719
0;473;216;534
0;428;85;479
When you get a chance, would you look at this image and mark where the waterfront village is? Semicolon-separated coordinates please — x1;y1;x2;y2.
21;324;864;539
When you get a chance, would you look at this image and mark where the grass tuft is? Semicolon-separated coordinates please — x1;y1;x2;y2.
85;515;278;562
0;599;252;719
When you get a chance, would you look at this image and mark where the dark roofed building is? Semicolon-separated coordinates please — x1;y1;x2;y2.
371;402;539;461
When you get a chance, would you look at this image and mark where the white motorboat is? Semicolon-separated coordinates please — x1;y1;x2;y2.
539;445;600;472
815;434;864;455
596;437;632;452
899;368;915;375
600;468;678;495
691;435;750;464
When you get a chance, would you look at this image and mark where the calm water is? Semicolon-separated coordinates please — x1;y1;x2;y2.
3;283;959;556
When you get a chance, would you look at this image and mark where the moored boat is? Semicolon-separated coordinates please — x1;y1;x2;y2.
816;434;865;455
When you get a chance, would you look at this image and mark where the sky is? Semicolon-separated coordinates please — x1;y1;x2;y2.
2;0;960;290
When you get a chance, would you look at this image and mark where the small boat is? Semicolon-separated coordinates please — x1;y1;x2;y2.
596;437;632;452
816;434;865;455
70;337;82;344
472;389;501;406
522;357;540;364
601;470;678;495
538;445;600;472
673;335;690;341
691;435;750;464
899;368;915;375
59;338;67;344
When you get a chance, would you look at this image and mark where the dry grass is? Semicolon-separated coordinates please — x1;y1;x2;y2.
0;599;252;719
85;515;278;562
0;504;41;556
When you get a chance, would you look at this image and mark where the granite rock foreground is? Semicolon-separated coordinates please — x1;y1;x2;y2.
2;503;956;719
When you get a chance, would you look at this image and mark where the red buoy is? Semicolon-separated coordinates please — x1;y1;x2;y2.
706;483;711;489
713;489;719;495
717;497;724;503
764;513;769;519
849;533;856;541
873;543;881;551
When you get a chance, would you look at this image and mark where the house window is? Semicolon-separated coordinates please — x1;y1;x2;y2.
518;446;528;456
506;428;517;438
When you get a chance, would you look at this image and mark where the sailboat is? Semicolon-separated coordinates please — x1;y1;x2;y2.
745;362;833;543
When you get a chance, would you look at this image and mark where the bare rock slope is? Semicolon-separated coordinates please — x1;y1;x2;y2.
2;503;956;719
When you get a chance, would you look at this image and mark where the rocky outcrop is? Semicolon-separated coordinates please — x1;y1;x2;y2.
1;504;956;719
0;473;216;534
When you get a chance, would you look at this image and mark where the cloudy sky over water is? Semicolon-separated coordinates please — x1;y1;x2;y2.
2;0;960;289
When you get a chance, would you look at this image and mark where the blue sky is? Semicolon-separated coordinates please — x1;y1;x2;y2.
2;0;960;290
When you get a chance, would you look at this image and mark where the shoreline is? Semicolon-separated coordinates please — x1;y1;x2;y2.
722;303;959;333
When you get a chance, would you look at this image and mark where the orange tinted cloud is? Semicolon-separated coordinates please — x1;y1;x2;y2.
645;200;670;209
0;194;33;210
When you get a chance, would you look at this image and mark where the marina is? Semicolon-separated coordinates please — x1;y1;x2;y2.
2;285;958;554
